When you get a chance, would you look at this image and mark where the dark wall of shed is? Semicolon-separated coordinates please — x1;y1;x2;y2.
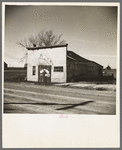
67;60;103;82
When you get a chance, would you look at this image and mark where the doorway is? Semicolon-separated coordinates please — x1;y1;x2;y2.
38;65;51;83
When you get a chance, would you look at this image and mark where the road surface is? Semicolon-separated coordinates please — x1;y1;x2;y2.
4;82;116;114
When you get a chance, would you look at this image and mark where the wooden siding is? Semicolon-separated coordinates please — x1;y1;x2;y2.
67;60;103;82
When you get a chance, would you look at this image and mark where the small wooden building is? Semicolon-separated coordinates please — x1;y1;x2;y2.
103;65;116;79
26;44;103;83
27;45;67;83
4;62;8;69
67;51;103;82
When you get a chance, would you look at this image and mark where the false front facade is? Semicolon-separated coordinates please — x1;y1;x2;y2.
27;44;67;83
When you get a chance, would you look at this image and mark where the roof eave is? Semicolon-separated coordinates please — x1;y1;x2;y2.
26;44;68;50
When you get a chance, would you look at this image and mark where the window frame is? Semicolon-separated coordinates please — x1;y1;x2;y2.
54;66;63;72
32;66;36;75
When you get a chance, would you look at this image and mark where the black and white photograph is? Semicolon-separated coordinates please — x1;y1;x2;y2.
2;2;120;148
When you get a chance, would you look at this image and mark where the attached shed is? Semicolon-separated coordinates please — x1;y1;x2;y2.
67;51;103;82
26;44;103;83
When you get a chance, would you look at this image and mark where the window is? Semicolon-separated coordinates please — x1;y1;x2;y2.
54;66;63;72
32;66;36;75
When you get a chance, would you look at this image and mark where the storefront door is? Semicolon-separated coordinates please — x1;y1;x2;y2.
38;65;51;83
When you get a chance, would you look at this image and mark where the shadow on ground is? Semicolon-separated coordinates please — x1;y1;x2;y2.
56;101;94;110
4;101;94;112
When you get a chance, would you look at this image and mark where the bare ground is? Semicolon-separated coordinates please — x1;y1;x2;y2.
3;82;116;114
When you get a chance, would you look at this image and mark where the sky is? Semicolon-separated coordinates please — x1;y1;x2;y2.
4;4;118;68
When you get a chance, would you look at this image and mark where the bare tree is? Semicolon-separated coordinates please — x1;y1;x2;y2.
37;29;66;46
17;29;66;48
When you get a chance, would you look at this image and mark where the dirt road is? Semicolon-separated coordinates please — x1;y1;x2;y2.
3;82;116;114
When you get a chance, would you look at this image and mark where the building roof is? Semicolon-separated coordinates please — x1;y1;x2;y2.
26;44;68;50
67;51;88;62
103;69;116;72
4;62;7;65
105;65;111;70
67;51;103;67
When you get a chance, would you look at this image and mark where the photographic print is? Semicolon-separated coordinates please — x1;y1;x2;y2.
3;3;118;115
2;2;120;148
